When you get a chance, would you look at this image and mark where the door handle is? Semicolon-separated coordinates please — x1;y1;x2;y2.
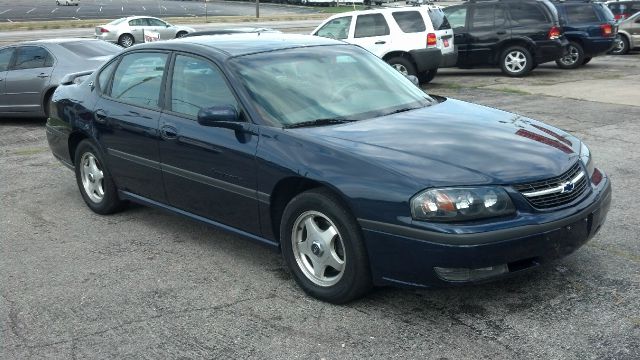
375;40;386;44
160;124;178;140
496;30;507;35
37;73;49;78
94;109;108;123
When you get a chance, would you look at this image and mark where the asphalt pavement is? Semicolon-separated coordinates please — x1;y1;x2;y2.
1;40;639;359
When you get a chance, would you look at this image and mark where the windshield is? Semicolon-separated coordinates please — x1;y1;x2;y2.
229;45;433;127
59;40;122;58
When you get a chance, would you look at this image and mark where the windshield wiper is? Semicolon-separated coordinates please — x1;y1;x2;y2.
283;118;357;129
383;106;424;117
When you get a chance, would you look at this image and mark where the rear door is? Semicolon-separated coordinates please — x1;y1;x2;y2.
0;47;15;111
507;2;555;43
128;18;147;43
466;3;509;66
93;51;168;202
350;13;393;57
443;5;469;66
4;46;54;113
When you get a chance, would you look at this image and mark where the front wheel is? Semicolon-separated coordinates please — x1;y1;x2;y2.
74;140;124;215
500;46;533;77
280;189;372;304
610;35;629;55
386;57;417;77
556;42;584;69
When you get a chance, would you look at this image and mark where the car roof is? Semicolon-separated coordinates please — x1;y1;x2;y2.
325;5;437;18
19;38;106;45
133;33;344;57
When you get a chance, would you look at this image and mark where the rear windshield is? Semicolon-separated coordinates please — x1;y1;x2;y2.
392;11;426;33
108;18;127;26
596;4;616;22
59;41;122;58
427;8;451;30
562;4;599;23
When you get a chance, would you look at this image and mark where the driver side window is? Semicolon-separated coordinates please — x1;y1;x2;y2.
316;16;352;40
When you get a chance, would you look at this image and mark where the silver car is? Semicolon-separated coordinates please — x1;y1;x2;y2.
611;12;640;54
0;38;121;118
95;16;195;48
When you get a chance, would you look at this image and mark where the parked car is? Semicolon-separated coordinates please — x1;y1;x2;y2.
56;0;79;5
46;34;611;303
610;11;640;54
312;6;455;83
606;0;640;20
443;0;568;77
184;28;281;37
551;0;617;69
95;16;195;48
0;38;121;118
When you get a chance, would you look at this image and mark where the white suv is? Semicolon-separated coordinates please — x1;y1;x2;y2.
312;6;456;83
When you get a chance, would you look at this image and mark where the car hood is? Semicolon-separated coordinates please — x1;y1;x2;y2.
295;98;582;187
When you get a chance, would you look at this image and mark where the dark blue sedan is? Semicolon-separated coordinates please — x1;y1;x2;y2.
46;34;611;303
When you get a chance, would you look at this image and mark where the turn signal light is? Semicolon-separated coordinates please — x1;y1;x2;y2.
600;24;613;37
548;26;561;40
427;33;437;47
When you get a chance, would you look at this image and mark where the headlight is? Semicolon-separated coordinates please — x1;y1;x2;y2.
411;187;516;222
580;142;604;185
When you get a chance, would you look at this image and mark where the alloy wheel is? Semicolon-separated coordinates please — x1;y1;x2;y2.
80;152;105;203
291;210;346;287
504;51;527;73
392;63;409;76
560;45;580;66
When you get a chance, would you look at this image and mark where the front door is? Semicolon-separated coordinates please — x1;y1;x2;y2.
466;3;509;66
94;51;169;202
158;53;261;234
4;46;54;113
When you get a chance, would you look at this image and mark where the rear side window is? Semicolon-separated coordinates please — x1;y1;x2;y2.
354;13;390;38
471;5;505;29
129;19;147;26
0;47;14;72
110;52;168;109
316;16;352;40
565;4;600;23
508;2;549;26
13;46;53;70
444;7;467;29
427;8;451;30
392;11;426;33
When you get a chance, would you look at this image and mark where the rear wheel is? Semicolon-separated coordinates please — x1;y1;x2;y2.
556;42;584;69
118;34;134;48
74;140;124;215
176;31;188;38
386;57;417;77
500;46;533;77
610;35;629;55
280;188;372;304
418;69;438;84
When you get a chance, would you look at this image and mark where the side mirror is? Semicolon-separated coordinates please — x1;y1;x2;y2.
197;105;243;129
405;74;420;87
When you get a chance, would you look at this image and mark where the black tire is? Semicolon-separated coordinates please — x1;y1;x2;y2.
582;57;592;65
556;41;584;69
610;35;629;55
499;46;533;77
280;188;372;304
176;31;188;38
418;69;438;84
118;34;135;48
386;56;417;77
74;140;124;215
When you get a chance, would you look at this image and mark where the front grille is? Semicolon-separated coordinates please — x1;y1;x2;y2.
513;162;589;209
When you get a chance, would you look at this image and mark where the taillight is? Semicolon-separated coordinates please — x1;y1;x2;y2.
600;24;613;37
427;33;437;47
548;26;561;40
99;27;109;33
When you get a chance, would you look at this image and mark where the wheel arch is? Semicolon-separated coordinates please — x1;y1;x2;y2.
382;51;418;68
68;131;91;166
495;38;536;64
269;176;357;244
42;86;57;117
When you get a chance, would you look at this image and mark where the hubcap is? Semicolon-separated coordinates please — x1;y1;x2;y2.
392;63;409;76
121;36;133;47
291;211;346;287
505;51;526;73
80;152;105;203
560;46;579;65
613;36;625;53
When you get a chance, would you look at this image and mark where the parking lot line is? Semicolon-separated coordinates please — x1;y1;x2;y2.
26;8;35;14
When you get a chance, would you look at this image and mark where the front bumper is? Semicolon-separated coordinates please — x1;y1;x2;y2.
360;177;611;288
409;48;442;72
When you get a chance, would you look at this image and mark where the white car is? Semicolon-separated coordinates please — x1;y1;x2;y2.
312;6;456;83
95;16;195;48
56;0;79;5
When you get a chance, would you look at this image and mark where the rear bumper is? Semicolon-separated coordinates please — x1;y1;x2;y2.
409;48;442;72
439;50;458;68
534;38;569;64
360;177;611;288
581;37;617;56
